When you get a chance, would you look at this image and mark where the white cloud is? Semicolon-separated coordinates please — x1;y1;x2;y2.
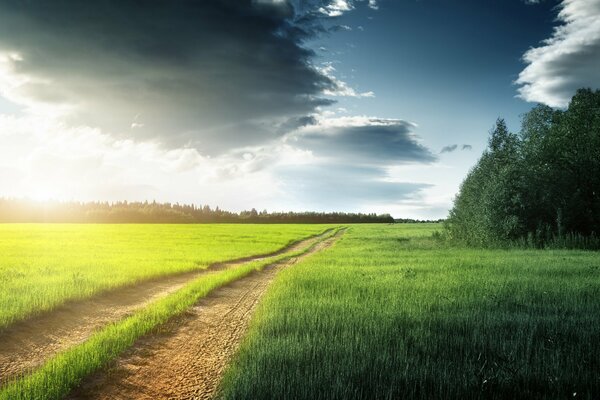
0;112;285;207
130;114;144;129
316;0;379;17
295;114;414;129
319;0;353;17
516;0;600;107
383;163;465;220
0;108;439;216
318;63;375;98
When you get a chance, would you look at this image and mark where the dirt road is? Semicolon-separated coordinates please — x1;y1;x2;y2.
67;231;342;400
0;230;333;385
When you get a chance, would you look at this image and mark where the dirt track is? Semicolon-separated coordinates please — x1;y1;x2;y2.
67;230;342;400
0;230;333;385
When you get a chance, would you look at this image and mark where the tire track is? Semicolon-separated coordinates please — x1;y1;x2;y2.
0;230;334;385
67;230;343;400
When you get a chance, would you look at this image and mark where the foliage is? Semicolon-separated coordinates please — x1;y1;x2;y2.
218;224;600;399
446;89;600;247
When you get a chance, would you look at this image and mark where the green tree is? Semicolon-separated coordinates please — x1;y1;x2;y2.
446;89;600;247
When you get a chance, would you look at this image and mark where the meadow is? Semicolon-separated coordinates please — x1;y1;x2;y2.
0;228;342;400
219;224;600;399
2;222;599;399
0;224;330;328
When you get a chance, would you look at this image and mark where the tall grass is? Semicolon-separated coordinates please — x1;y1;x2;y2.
516;232;600;250
0;224;331;328
219;224;600;399
0;228;341;400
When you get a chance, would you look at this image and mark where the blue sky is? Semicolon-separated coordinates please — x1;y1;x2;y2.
313;0;560;140
0;0;598;218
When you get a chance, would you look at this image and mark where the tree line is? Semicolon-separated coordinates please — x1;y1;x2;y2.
395;218;445;224
445;88;600;248
0;199;395;224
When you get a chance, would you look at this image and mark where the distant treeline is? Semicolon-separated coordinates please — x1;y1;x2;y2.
0;199;395;224
446;88;600;248
395;218;444;224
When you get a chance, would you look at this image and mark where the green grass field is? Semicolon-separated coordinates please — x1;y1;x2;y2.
2;223;599;399
0;227;343;400
0;224;330;328
219;224;600;399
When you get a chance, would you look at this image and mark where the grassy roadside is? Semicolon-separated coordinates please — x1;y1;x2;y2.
218;224;600;399
0;227;342;400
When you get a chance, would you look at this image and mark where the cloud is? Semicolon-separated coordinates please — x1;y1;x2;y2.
288;116;437;165
516;0;600;107
440;144;458;153
0;104;437;208
329;24;353;32
319;63;375;98
203;114;438;210
0;1;440;217
0;112;288;206
276;163;430;210
0;1;364;154
440;144;472;153
318;0;353;16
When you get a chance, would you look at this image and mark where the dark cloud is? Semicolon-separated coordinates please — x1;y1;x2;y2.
440;144;458;154
0;0;347;153
441;144;472;153
291;118;437;165
277;163;430;209
221;116;437;208
277;115;318;134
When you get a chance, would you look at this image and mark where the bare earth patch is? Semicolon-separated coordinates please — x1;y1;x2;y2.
67;231;342;400
0;230;333;385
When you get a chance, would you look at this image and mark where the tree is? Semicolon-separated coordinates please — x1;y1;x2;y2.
446;119;522;244
446;89;600;247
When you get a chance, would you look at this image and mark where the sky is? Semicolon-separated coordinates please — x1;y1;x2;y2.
0;0;598;218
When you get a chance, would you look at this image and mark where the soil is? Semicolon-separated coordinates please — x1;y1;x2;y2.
0;230;333;385
67;231;342;400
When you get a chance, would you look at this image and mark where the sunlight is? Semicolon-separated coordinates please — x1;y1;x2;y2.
0;1;599;398
26;189;61;203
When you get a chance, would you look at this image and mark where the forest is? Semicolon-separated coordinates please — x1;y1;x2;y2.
446;88;600;248
0;199;395;224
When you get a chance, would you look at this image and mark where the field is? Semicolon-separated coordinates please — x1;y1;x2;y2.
219;224;600;399
0;224;329;328
1;223;600;399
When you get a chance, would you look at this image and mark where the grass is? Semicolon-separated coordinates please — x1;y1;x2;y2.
218;223;600;400
0;227;342;400
0;223;331;328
